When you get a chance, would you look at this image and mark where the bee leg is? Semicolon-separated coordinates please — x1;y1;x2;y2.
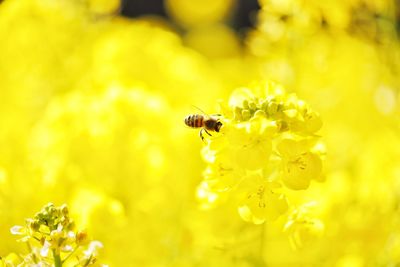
200;129;212;142
200;129;205;142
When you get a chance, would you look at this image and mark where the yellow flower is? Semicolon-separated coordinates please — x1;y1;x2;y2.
237;174;288;224
282;96;323;134
284;202;324;250
203;164;240;192
225;116;277;170
277;138;322;190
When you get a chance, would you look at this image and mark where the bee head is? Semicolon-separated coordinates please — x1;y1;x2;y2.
215;121;223;132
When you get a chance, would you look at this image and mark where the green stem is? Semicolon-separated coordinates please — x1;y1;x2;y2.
83;254;93;267
53;249;62;267
259;224;266;263
27;242;38;264
62;245;79;264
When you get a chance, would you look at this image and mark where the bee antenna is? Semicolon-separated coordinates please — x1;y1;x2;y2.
191;105;209;116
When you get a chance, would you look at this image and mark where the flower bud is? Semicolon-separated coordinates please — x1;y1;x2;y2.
234;106;242;120
248;101;257;110
241;109;251;120
267;101;278;115
242;99;250;110
76;230;89;245
60;204;69;216
254;109;266;118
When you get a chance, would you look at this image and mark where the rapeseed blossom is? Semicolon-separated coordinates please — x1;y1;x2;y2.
199;82;324;225
5;203;105;267
284;202;324;250
277;138;323;190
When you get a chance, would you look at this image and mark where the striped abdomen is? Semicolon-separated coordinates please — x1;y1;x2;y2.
184;114;204;128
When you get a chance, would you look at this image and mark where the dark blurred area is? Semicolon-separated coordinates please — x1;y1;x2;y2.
119;0;400;36
120;0;260;31
121;0;167;18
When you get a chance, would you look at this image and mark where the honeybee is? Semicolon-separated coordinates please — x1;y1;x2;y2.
184;114;222;141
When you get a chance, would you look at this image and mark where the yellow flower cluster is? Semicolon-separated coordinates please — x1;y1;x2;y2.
249;0;400;264
199;81;324;226
3;203;104;267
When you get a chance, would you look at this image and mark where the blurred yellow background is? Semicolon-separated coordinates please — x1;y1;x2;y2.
0;0;399;266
